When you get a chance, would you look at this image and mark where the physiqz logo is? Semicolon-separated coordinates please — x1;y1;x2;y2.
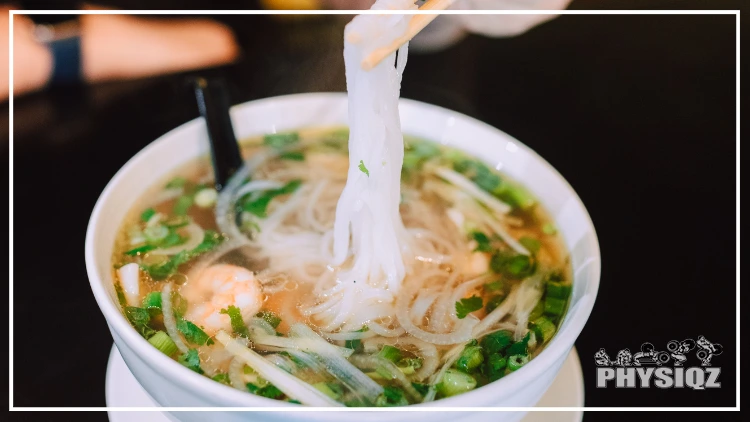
595;336;723;389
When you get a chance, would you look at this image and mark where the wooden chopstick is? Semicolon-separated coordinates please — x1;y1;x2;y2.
360;0;455;71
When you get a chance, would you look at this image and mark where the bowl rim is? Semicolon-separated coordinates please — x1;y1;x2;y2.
85;92;601;409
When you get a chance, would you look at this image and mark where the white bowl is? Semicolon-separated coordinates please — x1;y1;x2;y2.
85;93;600;422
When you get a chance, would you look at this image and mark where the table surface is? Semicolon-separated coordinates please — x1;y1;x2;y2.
8;2;738;421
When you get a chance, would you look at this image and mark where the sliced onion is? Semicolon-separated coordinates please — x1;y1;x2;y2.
233;180;285;201
228;356;247;391
216;331;341;406
472;285;519;338
150;223;205;256
117;263;140;307
288;324;383;403
396;286;478;345
349;355;422;402
433;167;512;215
161;283;189;353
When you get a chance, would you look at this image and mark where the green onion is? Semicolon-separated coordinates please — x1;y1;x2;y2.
173;195;193;216
531;317;557;343
194;188;218;208
544;297;567;316
375;386;409;406
243;180;302;218
506;332;531;356
279;151;305;161
436;369;477;397
485;353;507;382
519;237;541;255
546;281;572;299
455;295;483;319
497;184;536;210
140;208;157;222
177;318;214;346
212;373;230;385
252;384;284;399
140;231;223;280
491;252;536;279
455;345;484;373
143;225;169;243
480;330;513;355
158;231;186;249
344;326;368;351
528;299;545;321
263;132;299;148
508;354;529;371
125;244;157;256
141;292;162;312
470;231;493;252
411;382;430;396
358;160;370;177
313;382;343;400
220;305;249;337
165;177;187;189
115;283;127;307
256;311;282;329
378;345;402;363
171;291;188;318
483;280;504;292
542;223;557;235
148;331;178;356
178;349;203;374
163;215;190;228
398;357;423;371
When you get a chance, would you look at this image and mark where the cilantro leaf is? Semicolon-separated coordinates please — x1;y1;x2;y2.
455;296;483;319
220;305;249;337
124;306;156;338
177;318;214;346
178;349;203;374
358;160;369;177
470;231;493;252
256;311;282;329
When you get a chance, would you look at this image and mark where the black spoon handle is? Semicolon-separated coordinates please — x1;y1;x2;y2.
193;77;243;191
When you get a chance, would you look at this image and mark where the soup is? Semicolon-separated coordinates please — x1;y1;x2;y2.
112;128;572;406
110;0;572;407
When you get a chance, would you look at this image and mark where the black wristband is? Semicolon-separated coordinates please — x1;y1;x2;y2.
47;35;82;85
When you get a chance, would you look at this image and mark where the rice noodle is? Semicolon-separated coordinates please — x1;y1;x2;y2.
511;273;544;341
396;284;478;345
161;283;189;354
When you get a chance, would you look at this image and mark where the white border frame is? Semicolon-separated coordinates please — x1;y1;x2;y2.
7;8;740;413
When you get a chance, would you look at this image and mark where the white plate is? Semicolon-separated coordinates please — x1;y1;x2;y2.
106;345;584;422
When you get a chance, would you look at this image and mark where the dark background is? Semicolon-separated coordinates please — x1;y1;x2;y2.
7;0;739;420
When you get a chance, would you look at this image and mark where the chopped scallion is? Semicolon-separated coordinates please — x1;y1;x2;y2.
148;331;178;356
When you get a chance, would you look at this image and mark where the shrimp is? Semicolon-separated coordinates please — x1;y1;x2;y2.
182;264;263;335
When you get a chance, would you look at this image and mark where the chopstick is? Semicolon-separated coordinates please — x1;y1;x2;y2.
360;0;455;71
